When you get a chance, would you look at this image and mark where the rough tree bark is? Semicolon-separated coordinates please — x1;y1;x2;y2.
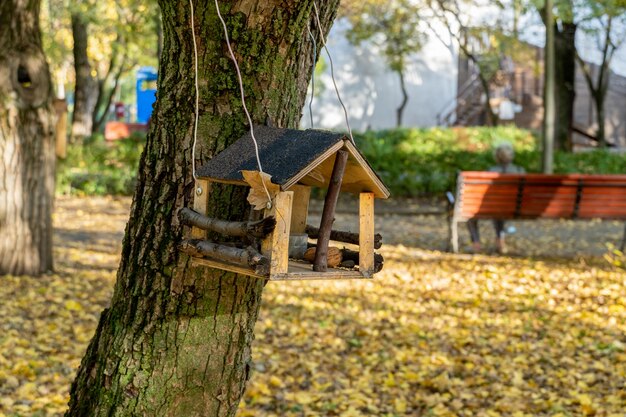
71;12;97;142
554;21;577;151
66;1;339;415
0;0;55;275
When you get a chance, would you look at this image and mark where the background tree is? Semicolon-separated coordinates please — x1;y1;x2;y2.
542;0;556;173
342;0;426;127
41;0;73;98
70;7;97;141
68;0;159;142
553;0;577;151
66;0;339;415
0;0;55;275
575;0;626;147
430;0;514;125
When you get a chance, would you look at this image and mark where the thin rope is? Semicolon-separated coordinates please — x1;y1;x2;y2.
312;1;355;145
307;25;317;128
189;0;200;181
214;0;272;208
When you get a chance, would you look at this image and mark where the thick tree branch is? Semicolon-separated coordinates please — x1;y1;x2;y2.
179;207;276;239
179;240;270;275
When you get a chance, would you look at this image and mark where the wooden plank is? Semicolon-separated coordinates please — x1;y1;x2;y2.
293;141;391;199
262;191;293;275
191;257;266;279
282;141;344;190
344;141;390;199
359;192;375;276
269;260;369;281
289;184;310;234
192;179;210;239
579;201;626;209
458;171;626;223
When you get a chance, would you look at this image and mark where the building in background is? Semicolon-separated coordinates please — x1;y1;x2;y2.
300;19;458;131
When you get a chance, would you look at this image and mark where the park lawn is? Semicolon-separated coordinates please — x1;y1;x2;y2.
0;197;625;416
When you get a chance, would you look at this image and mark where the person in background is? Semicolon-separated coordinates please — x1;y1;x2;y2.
468;142;525;254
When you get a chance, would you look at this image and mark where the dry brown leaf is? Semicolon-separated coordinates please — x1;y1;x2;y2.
5;195;626;417
241;170;280;210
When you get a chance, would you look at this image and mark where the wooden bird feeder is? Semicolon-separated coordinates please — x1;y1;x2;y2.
179;125;390;281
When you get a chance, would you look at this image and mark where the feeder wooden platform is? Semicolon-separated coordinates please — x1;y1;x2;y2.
191;258;371;281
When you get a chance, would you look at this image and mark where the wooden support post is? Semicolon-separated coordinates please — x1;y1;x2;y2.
359;192;375;276
192;179;210;239
314;150;349;272
289;184;311;234
262;191;293;275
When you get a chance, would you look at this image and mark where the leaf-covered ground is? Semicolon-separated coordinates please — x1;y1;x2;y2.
1;197;625;416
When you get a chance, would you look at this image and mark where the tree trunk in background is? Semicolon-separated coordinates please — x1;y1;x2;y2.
396;70;408;127
478;73;498;126
91;49;127;134
595;91;607;147
542;0;556;174
66;1;339;415
71;13;97;142
0;0;55;275
554;21;576;151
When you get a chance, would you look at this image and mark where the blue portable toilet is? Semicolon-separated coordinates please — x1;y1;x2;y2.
136;66;158;124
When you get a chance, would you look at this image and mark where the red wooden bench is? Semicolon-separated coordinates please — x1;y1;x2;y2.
448;171;626;253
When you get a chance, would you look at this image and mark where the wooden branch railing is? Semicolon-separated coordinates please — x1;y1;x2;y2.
305;224;382;249
179;207;275;239
179;240;270;275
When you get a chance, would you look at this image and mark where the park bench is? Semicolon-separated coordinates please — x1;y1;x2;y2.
447;171;626;253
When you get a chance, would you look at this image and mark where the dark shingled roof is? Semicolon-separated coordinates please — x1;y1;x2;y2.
197;125;346;185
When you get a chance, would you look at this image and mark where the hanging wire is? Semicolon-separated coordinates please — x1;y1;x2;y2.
214;0;272;208
189;0;200;181
312;1;355;145
307;26;317;129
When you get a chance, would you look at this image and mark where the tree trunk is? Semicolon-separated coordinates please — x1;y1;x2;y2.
478;72;498;126
595;92;606;147
91;49;127;134
71;12;97;142
554;21;576;151
0;0;55;275
542;0;556;174
66;1;339;415
396;70;408;127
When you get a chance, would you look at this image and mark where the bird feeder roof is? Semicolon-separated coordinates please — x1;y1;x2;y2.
196;125;389;199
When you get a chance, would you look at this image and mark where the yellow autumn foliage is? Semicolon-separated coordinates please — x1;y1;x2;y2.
0;196;625;416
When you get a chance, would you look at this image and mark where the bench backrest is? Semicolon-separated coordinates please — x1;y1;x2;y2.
456;171;626;220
